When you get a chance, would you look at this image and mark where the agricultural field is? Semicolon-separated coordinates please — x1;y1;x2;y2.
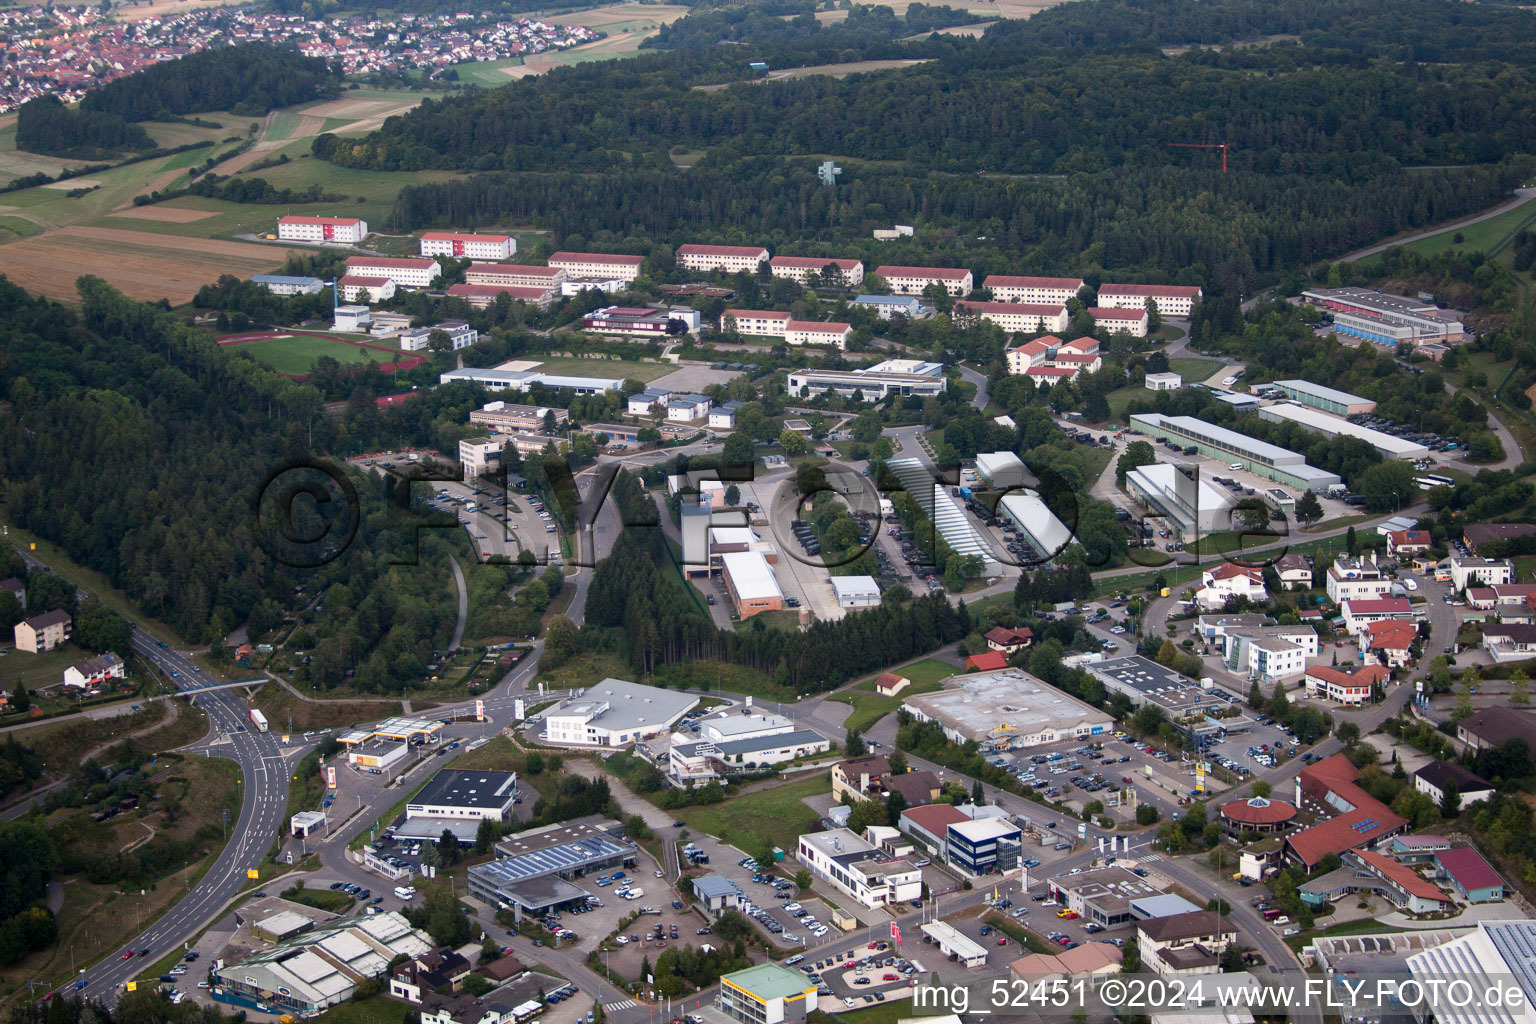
675;773;833;856
220;331;421;378
762;59;933;82
494;3;691;77
0;225;297;303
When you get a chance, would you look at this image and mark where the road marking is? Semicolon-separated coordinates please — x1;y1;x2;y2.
604;1001;639;1011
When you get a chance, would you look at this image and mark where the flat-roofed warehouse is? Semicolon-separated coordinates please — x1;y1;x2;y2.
468;819;637;920
902;667;1112;746
406;769;520;822
1271;380;1376;416
1128;412;1341;491
1084;655;1223;719
886;457;1001;574
1258;402;1430;460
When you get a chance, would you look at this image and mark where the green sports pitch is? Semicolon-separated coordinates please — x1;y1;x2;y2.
220;332;401;376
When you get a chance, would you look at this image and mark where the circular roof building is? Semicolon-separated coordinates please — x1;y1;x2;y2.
1220;796;1297;834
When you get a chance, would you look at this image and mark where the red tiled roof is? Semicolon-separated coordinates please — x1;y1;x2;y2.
725;309;790;321
1306;664;1388;688
984;275;1084;290
956;301;1067;316
338;275;390;287
770;256;861;270
345;256;436;269
1289;755;1407;867
1053;352;1098;363
1206;563;1262;582
1365;620;1417;651
448;284;552;299
874;672;908;690
678;244;769;257
1088;306;1149;320
786;321;851;334
1026;367;1078;377
1388;530;1432;546
549;251;644;266
874;265;971;280
1099;283;1203;298
1342;598;1411;615
966;651;1009;671
902;804;970;833
1356;850;1451;905
1434;847;1503;894
421;231;512;243
1009;335;1063;356
1220;797;1297;826
465;262;563;278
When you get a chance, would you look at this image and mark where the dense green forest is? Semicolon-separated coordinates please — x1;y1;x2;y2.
82;44;339;121
332;0;1536;300
643;0;976;51
15;96;154;158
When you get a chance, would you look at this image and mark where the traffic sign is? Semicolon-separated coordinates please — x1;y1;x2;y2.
126;982;136;993
247;868;259;879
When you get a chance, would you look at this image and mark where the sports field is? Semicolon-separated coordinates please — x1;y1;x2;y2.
219;331;424;378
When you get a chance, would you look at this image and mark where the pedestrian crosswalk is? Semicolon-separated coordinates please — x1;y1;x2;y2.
604;1000;640;1012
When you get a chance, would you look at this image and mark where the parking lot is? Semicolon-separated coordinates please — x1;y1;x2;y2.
787;939;926;1011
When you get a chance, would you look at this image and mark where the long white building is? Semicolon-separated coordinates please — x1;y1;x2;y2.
419;231;515;260
542;678;698;748
724;309;789;337
549;251;645;282
768;255;864;287
1258;402;1430;460
1096;283;1203;317
873;265;974;296
678;244;769;273
786;359;947;399
464;263;567;288
796;829;922;909
276;215;367;243
343;256;440;289
983;275;1084;305
439;368;622;395
1128;412;1341;491
954;300;1069;335
1125;463;1234;541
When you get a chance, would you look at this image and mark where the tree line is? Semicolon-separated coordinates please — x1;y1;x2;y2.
81;44;340;121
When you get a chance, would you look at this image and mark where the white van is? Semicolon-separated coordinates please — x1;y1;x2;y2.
1229;463;1244;471
394;886;416;900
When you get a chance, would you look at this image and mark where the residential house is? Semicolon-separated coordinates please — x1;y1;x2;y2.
965;650;1009;671
14;609;70;653
768;256;863;287
984;626;1034;656
1137;912;1236;975
677;244;769;274
1274;554;1313;591
388;948;473;1003
1361;619;1418;668
954;300;1069;336
1449;557;1515;592
1481;623;1536;663
0;578;24;610
831;755;892;803
62;652;126;689
1386;530;1434;558
1456;707;1536;753
1340;597;1413;637
666;394;712;423
1326;555;1393;604
1195;563;1267;611
1413;760;1495;808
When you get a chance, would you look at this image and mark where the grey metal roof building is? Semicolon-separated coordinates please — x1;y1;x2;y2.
1128;412;1341;491
886;457;999;573
407;770;520;821
468;820;637;920
1085;656;1222;718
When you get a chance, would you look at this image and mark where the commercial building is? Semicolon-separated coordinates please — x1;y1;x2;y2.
1450;556;1515;591
1325;555;1393;603
902;667;1112;747
1219;796;1297;835
62;652;125;689
464;263;566;289
919;921;989;968
1258;402;1429;460
998;492;1074;563
446;283;554;309
717;964;817;1024
954;300;1069;335
1216;624;1316;682
338;274;395;304
885;457;997;572
1413;760;1494;808
438;368;622;395
768;255;863;287
785;361;947;400
1088;306;1149;337
343;256;440;289
853;294;927;319
458;437;502;478
1340;597;1413;636
795;828;921;909
1360;618;1418;668
668;729;829;784
1303;287;1466;347
946;816;1021;875
251;273;324;296
1271;380;1375;416
1137;912;1236;976
1125;463;1234;541
542;678;698;748
974;451;1031;490
785;321;851;349
1286;754;1408;869
628;388;671;416
666;393;712;422
1086;656;1221;719
470;402;567;434
1009;943;1122;981
678;244;769;274
407;770;520;822
1301;850;1453;914
1304;664;1387;706
692;875;744;915
1127;412;1342;491
1145;372;1183;391
983;275;1083;305
420;232;515;261
582;306;697;337
1097;283;1203;318
549;251;644;282
1407;921;1536;1024
1431;847;1504;903
212;911;432;1016
1047;865;1166;929
723;309;790;337
14;609;69;653
401;321;478;352
276;215;367;243
720;550;784;619
872;265;973;296
468;820;637;921
830;576;880;609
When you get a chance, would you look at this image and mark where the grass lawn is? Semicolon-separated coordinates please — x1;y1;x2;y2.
1402;197;1536;258
451;57;524;87
298;994;400;1024
823;1001;913;1024
251;681;405;734
830;656;958;733
676;774;832;855
529;356;674;383
1168;358;1222;382
0;642;86;693
1513;554;1536;584
280;882;355;913
0;214;40;242
228;334;396;375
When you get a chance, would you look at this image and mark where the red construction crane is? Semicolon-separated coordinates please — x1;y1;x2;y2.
1169;141;1230;174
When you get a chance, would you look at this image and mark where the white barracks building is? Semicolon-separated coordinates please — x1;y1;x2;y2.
873;265;974;296
955;300;1069;335
464;263;568;288
984;275;1084;305
768;256;864;287
419;232;516;260
678;244;770;273
277;215;367;243
549;252;645;283
342;256;441;289
1097;283;1204;317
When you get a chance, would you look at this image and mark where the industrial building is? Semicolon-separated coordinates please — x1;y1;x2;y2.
549;252;644;282
1258;402;1429;460
768;255;864;287
1096;283;1203;317
677;244;770;273
420;232;515;260
1125;463;1235;541
795;828;922;909
1271;380;1375;416
831;576;881;609
721;550;784;619
1303;288;1466;347
998;492;1074;563
1127;412;1342;491
541;678;698;748
975;451;1032;490
872;265;974;296
983;275;1084;305
668;728;830;784
343;256;441;289
885;457;998;573
1085;656;1221;719
276;215;367;244
468;820;637;921
439;368;622;395
785;360;948;399
901;667;1112;747
406;770;520;822
718;964;818;1024
1047;865;1166;928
